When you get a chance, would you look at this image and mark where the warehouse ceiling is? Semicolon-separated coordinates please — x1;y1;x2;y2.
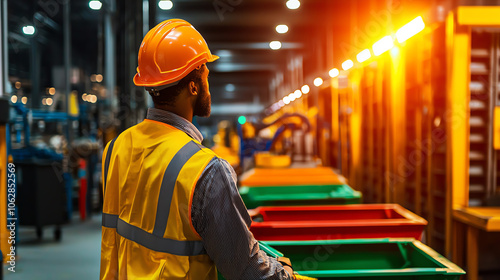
6;0;435;116
157;0;348;110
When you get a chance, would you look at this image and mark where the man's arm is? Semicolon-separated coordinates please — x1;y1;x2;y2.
191;157;294;280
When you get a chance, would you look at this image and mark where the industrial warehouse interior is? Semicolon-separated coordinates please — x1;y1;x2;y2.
1;0;500;279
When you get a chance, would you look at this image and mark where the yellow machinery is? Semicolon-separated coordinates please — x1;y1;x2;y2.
210;121;240;169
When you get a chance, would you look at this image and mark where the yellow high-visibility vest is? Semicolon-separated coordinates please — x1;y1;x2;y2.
100;119;218;280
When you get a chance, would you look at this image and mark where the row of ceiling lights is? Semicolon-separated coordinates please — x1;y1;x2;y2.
90;0;173;11
22;1;293;36
269;1;301;50
267;16;426;113
21;1;105;35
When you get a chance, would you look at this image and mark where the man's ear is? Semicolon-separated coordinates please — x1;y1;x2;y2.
189;81;198;96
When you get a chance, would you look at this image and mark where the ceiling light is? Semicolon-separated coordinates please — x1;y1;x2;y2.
373;36;394;56
89;0;102;10
286;0;300;10
158;0;173;10
276;24;289;34
225;84;235;92
356;49;371;63
22;25;35;35
301;85;310;94
10;96;17;103
278;100;285;107
46;98;53;106
269;41;282;50
215;50;231;57
314;77;323;87
396;16;425;43
21;97;27;104
288;93;296;101
49;87;56;95
342;59;354;71
294;89;302;99
283;96;290;104
329;68;339;78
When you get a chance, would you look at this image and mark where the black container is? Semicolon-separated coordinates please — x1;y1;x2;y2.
15;159;67;241
0;98;9;124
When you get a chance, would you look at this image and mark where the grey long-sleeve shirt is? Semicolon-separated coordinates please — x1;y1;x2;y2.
146;108;293;280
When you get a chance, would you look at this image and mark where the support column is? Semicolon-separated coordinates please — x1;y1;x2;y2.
104;0;116;112
0;0;9;262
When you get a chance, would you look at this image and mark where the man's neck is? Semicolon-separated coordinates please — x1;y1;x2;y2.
154;105;193;122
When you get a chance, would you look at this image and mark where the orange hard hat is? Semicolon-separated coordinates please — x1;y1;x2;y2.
133;19;219;88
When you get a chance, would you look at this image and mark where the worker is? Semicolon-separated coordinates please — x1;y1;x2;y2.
100;19;295;279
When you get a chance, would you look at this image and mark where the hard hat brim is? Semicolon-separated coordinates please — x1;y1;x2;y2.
134;54;219;88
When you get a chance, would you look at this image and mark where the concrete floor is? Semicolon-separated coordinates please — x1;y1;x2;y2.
3;214;101;280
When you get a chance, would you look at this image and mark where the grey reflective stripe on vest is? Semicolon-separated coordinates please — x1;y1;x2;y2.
102;213;206;256
152;141;203;237
102;213;118;228
103;137;117;193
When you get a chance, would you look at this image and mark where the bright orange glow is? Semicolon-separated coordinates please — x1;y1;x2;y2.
46;98;53;106
396;16;425;43
373;36;394;56
329;68;339;78
96;74;103;83
356;49;371;63
49;87;56;95
10;95;17;103
314;77;323;87
21;97;27;104
342;59;354;70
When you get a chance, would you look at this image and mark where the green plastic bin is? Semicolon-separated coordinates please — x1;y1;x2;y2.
239;184;362;209
261;238;465;280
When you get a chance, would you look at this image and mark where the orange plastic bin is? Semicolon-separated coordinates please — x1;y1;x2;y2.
240;167;346;187
249;204;427;241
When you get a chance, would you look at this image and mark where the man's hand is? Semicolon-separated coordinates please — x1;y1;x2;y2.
277;257;295;279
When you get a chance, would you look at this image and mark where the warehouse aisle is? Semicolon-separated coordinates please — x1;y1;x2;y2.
3;214;101;279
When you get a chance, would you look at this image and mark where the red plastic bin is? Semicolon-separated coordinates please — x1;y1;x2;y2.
249;204;428;241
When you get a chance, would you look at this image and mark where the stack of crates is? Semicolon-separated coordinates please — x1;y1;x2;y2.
228;166;466;280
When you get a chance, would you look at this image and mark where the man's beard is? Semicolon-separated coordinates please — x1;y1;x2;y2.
194;84;211;117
